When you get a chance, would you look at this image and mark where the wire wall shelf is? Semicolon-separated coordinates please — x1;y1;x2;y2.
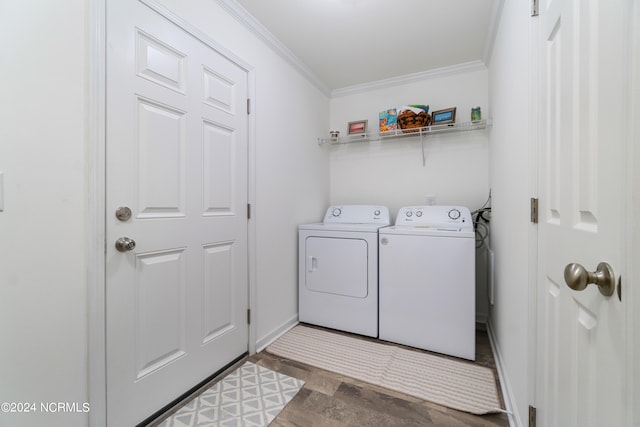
318;119;491;146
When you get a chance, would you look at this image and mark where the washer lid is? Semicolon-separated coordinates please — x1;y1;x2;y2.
379;225;475;238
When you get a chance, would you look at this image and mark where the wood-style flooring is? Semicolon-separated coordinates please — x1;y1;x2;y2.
248;324;511;427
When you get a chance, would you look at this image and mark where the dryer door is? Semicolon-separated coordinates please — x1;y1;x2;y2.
305;236;368;298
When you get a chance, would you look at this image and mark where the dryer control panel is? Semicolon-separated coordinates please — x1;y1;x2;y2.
395;205;473;229
323;205;390;224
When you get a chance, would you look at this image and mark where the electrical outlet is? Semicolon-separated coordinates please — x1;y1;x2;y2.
425;195;436;206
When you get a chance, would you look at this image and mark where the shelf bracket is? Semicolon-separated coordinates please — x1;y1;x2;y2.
421;131;426;166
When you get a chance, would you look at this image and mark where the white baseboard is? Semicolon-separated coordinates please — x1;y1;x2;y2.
487;320;524;427
255;315;299;353
476;312;488;324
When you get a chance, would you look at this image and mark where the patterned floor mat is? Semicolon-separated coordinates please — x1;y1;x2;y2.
157;362;304;426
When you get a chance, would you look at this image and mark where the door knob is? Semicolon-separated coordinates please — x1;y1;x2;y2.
563;262;615;297
115;237;136;252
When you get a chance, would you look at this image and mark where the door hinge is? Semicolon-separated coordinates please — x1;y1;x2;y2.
247;203;251;220
531;0;539;16
247;309;251;325
247;98;251;115
530;197;539;223
529;405;537;427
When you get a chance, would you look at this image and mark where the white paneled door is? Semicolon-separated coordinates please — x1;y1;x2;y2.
536;0;629;426
106;1;249;425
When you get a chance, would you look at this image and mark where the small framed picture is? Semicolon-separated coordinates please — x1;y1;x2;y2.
348;120;368;135
432;107;457;125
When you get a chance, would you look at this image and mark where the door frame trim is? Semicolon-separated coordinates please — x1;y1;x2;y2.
528;2;540;419
87;0;106;424
626;3;639;425
88;1;257;424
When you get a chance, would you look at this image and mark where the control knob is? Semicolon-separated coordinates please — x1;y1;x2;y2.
448;208;461;220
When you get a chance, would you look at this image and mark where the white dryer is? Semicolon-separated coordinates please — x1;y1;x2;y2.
379;206;476;360
298;205;390;337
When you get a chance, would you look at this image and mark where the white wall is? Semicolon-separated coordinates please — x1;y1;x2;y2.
329;70;490;218
0;1;89;426
487;0;532;423
0;1;329;426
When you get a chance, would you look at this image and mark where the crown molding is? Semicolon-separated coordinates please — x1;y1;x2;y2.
331;61;488;98
214;0;332;97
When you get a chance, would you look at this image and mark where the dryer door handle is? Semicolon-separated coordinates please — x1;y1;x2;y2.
308;256;318;272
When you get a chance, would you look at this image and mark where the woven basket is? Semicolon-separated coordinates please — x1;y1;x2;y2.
397;110;431;133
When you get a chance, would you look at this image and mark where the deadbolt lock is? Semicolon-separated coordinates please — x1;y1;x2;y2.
115;206;132;222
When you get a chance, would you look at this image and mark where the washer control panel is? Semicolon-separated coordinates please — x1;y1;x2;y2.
323;205;390;224
395;205;473;229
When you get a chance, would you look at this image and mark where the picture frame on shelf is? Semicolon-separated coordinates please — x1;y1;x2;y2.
432;107;457;125
348;120;368;135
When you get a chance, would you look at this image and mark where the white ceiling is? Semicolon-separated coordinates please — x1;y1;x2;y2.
232;0;501;92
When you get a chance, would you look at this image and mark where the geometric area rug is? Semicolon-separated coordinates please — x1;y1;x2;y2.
156;362;305;427
267;325;502;415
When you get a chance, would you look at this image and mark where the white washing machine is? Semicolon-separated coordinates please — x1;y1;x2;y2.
379;205;476;360
298;205;390;337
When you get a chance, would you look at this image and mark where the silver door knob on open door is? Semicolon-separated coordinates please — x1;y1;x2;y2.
564;262;615;296
115;237;136;253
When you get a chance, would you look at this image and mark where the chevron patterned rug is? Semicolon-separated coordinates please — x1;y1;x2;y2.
157;362;304;426
267;325;502;415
